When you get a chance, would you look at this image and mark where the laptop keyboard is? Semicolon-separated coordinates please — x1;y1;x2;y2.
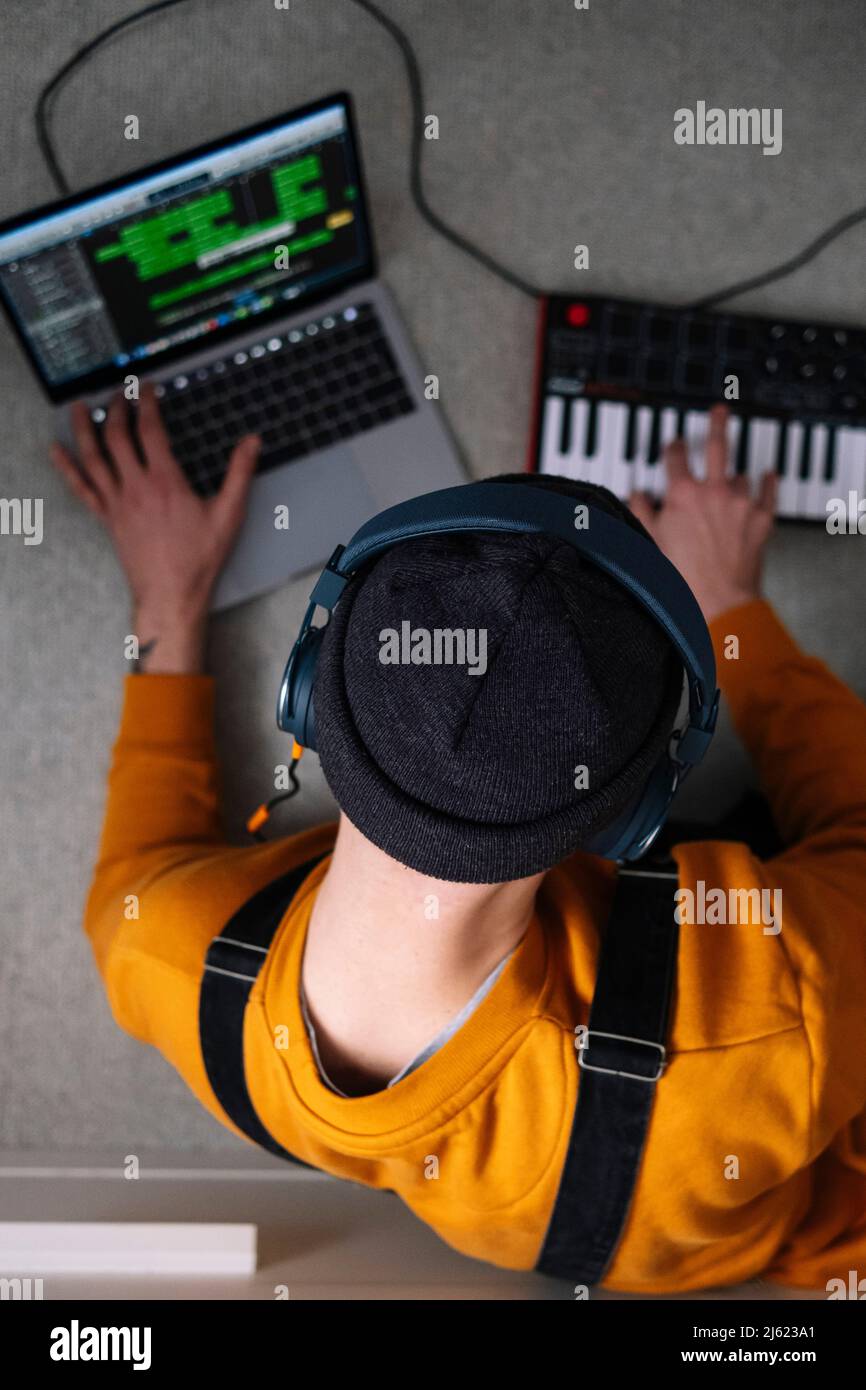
94;302;416;496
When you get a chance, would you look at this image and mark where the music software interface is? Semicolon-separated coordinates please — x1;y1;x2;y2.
0;104;368;387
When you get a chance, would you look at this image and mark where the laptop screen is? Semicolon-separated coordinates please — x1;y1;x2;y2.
0;94;373;400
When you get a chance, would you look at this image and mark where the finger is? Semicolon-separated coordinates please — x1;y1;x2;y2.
50;442;107;519
69;400;117;501
755;467;778;517
136;382;182;480
662;437;691;486
212;434;260;532
705;403;729;484
627;490;655;528
104;392;143;486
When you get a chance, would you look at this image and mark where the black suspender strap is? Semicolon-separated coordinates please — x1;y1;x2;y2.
535;861;680;1285
198;854;327;1168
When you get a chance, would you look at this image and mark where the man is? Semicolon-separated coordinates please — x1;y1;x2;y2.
54;390;866;1293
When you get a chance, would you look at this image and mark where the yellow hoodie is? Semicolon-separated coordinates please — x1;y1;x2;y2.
83;599;866;1293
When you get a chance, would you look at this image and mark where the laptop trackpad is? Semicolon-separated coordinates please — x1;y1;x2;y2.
211;448;378;611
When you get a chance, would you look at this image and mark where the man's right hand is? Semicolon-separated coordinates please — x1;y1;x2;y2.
628;403;777;624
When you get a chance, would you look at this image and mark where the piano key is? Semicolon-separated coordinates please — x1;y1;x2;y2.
646;408;662;465
836;425;866;498
585;397;599;458
569;399;591;479
624;403;638;462
654;407;681;498
735;417;751;475
540;395;567;475
684;410;709;480
724;414;742;479
746;418;779;494
774;418;789;477
777;420;807;517
804;424;837;520
632;407;655;494
592;402;629;493
823;425;837;483
798;423;813;482
560;395;575;456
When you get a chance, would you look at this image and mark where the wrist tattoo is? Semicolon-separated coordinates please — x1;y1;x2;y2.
133;637;158;673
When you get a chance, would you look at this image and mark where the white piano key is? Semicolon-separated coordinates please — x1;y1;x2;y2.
596;401;631;497
540;395;567;475
776;420;807;518
803;424;834;521
653;407;680;499
800;422;856;522
540;394;589;480
632;407;655;494
835;427;866;527
746;418;780;494
724;415;742;478
684;410;709;479
585;410;608;487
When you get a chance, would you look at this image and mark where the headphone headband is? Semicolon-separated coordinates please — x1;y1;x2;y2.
309;482;718;743
279;480;721;860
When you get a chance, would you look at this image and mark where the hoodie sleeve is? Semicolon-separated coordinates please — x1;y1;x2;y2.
83;675;224;980
709;598;866;1155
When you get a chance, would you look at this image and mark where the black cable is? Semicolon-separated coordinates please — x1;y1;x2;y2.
35;0;190;196
691;205;866;311
33;0;541;299
32;0;866;311
247;755;302;843
350;0;540;298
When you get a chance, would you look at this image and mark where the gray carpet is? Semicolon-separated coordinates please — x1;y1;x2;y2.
1;0;864;1152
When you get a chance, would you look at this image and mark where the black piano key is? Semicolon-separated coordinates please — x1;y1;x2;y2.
624;404;638;462
646;408;662;465
735;417;751;475
675;408;686;439
775;419;788;475
585;397;599;455
823;424;837;482
798;423;812;481
559;396;573;456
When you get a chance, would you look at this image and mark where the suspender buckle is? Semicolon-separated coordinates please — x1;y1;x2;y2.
578;1030;667;1083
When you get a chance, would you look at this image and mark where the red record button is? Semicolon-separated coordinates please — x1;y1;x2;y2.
567;302;590;328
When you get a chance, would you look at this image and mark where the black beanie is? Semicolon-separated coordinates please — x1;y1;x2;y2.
313;474;684;883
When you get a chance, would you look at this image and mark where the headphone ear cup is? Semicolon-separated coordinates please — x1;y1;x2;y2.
276;627;326;752
581;757;679;862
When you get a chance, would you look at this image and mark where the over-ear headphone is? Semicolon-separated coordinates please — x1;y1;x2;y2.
276;481;720;863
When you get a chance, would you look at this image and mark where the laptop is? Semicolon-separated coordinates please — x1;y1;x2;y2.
0;92;465;608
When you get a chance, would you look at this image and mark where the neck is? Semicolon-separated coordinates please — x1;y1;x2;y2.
301;813;544;1095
